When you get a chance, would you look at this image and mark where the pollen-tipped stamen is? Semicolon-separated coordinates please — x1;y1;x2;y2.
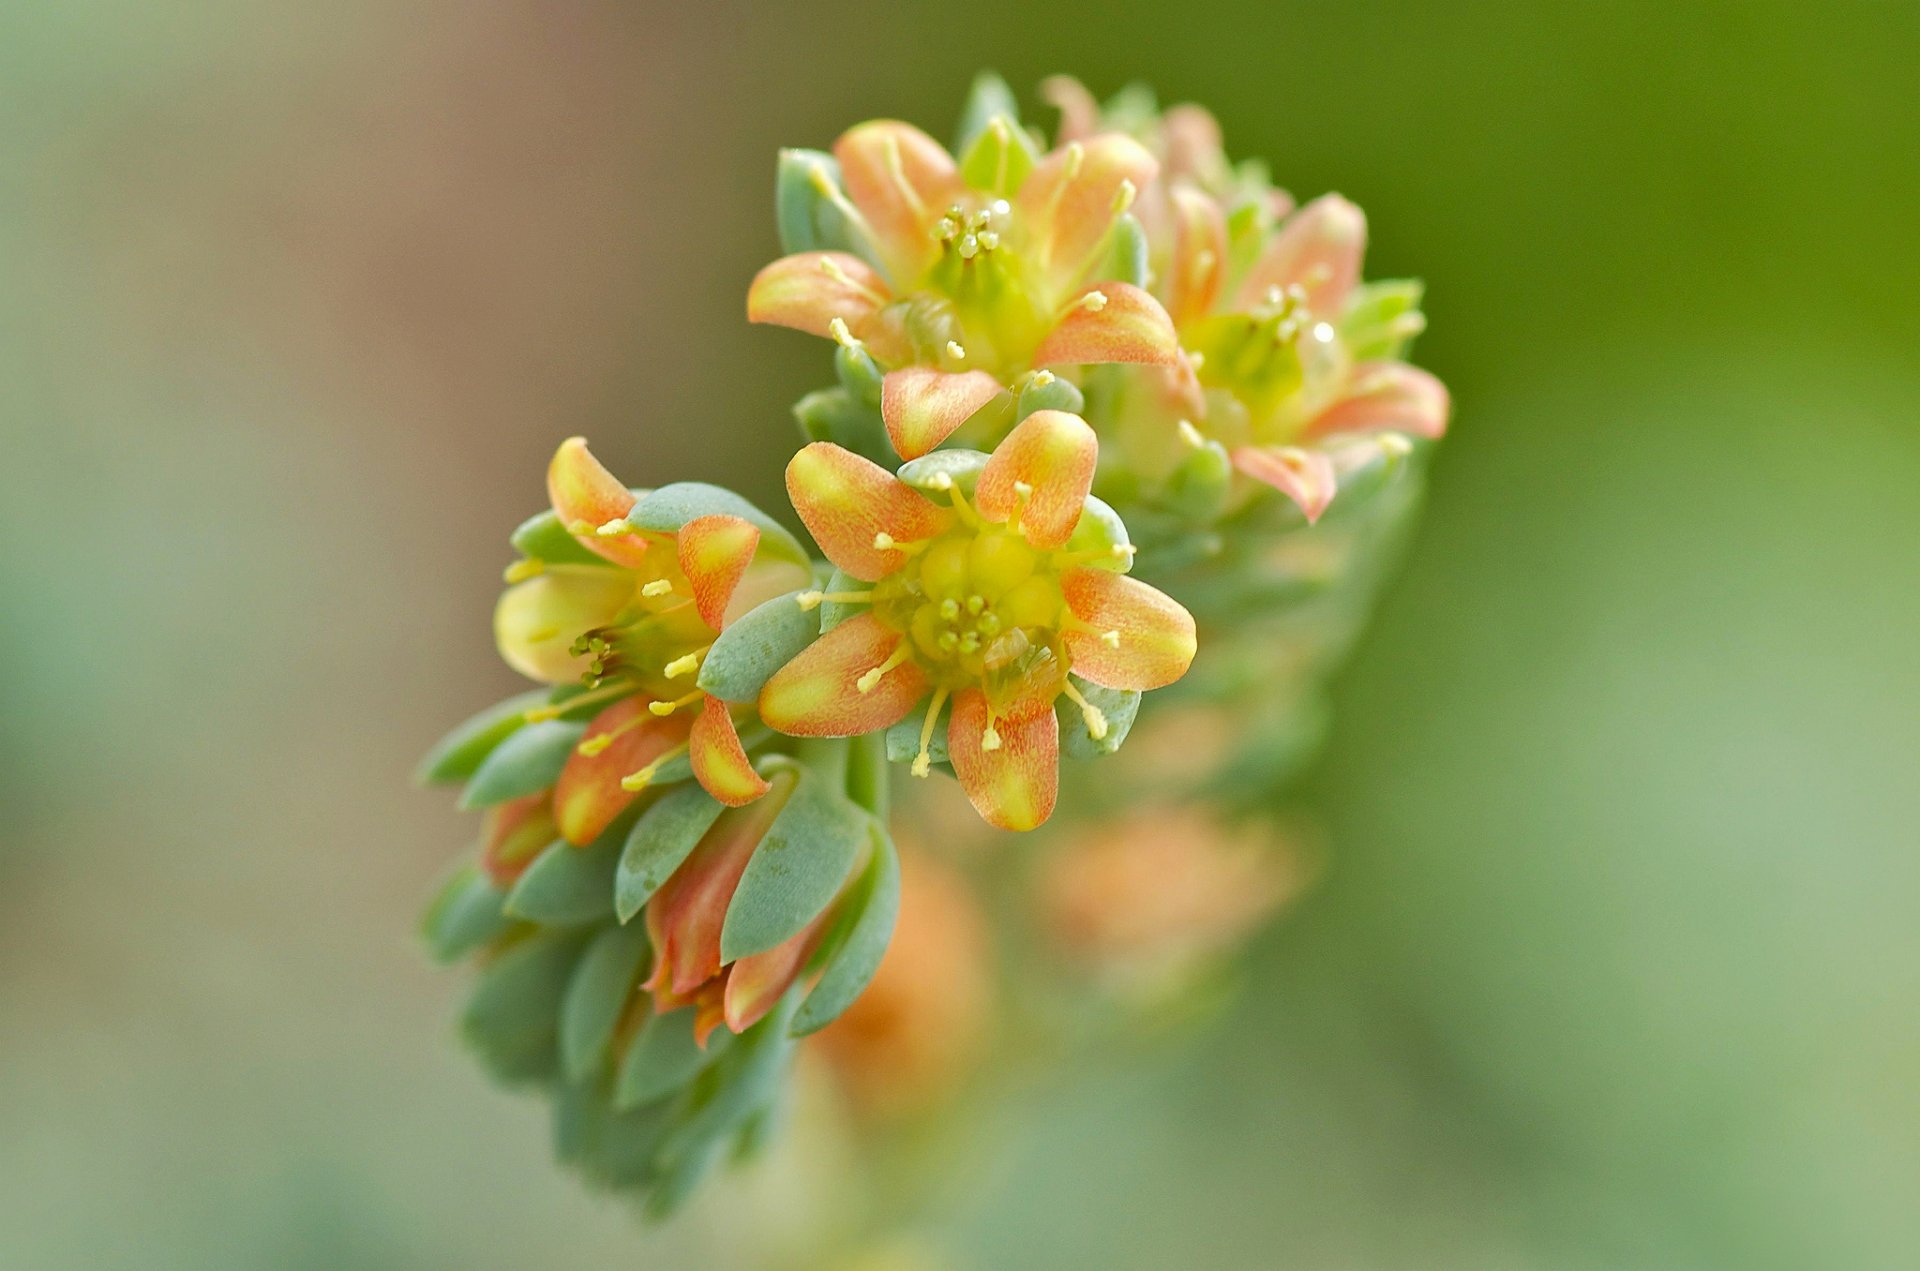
649;690;703;717
796;588;874;612
619;741;689;792
1061;679;1109;741
872;531;930;556
641;578;675;598
855;642;913;694
664;646;710;679
523;682;629;723
911;686;951;778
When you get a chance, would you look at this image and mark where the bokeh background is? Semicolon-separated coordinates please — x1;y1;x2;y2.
4;2;1916;1267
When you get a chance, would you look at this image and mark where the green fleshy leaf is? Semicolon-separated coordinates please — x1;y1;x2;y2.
884;696;950;765
653;992;800;1180
1164;433;1234;523
552;1082;675;1189
1105;212;1150;288
628;483;809;569
834;342;885;407
458;720;585;810
958;113;1036;198
815;566;868;633
1102;80;1160;132
697;590;820;704
775;148;868;260
791;822;900;1036
1064;493;1136;572
1015;372;1086;420
644;1136;724;1222
615;1007;732;1110
953;70;1021;153
421;865;512;963
559;921;652;1081
719;767;865;962
793;386;893;467
416;691;547;785
895;447;988;493
505;832;620;925
1058;676;1143;759
460;928;590;1087
615;784;725;923
1225;198;1271;281
1341;279;1426;362
509;509;610;568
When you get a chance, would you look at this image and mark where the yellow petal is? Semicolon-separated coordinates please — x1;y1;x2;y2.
1166;183;1227;326
1060;567;1197;691
690;695;770;807
677;513;760;631
481;792;556;887
948;689;1059;832
973;409;1097;549
785;442;953;582
881;367;1006;460
1017;133;1158;294
1032;281;1185;368
759;612;928;738
833;121;963;283
746;250;890;337
494;567;635;684
546;437;650;568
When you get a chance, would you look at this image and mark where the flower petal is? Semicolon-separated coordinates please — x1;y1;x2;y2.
1040;75;1101;145
553;697;690;846
759;612;928;737
746;250;890;338
723;913;829;1035
1236;193;1367;316
480;792;556;887
645;782;791;998
494;567;636;684
1230;444;1340;524
546;437;651;569
677;513;760;631
833;121;963;282
1303;361;1450;442
1032;281;1184;368
881;367;1006;461
1162;105;1229;188
690;695;769;807
1017;133;1158;293
786;442;953;581
974;409;1097;549
1060;567;1197;691
948;689;1059;832
1166;183;1227;326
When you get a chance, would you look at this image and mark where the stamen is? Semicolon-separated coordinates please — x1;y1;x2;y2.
980;715;1003;752
965;594;986;615
1061;679;1108;741
641;578;675;597
1100;630;1121;648
871;531;929;555
577;705;649;754
945;340;967;361
1111;178;1137;214
1030;369;1056;388
502;558;544;584
828;317;862;350
808;167;880;256
619;743;689;792
595;518;634;538
1177;419;1206;448
796;588;874;611
881;134;927;218
648;690;703;717
664;646;710;678
939;477;982;528
911;687;950;778
1065;289;1109;317
1012;479;1034;499
523;682;629;723
818;255;888;308
855;642;912;694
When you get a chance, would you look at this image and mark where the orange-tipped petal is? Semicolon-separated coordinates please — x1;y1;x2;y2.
833;121;963;282
1032;281;1185;368
974;409;1097;549
644;782;790;999
1230;445;1340;524
552;697;689;845
1040;75;1101;145
1162;104;1228;187
723;914;828;1035
690;695;769;807
1236;193;1367;316
546;437;650;568
759;611;928;737
494;567;636;684
1167;183;1227;326
1060;567;1198;691
677;514;760;631
480;792;556;887
1017;133;1158;291
881;368;1005;460
1303;362;1450;442
949;689;1059;832
746;251;890;338
786;442;953;581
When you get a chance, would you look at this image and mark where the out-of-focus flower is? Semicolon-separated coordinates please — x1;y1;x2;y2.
758;411;1196;830
811;846;991;1120
494;438;810;833
1040;805;1310;982
747;116;1190;459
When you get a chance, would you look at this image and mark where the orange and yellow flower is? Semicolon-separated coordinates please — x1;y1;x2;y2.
757;410;1196;831
494;438;809;837
747;117;1190;460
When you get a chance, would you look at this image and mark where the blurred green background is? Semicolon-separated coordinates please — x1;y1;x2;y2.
3;2;1915;1267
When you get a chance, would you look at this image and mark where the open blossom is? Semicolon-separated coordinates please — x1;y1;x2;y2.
493;438;809;837
758;410;1196;831
747;116;1190;461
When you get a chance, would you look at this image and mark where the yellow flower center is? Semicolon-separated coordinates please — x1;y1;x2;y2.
1187;285;1352;445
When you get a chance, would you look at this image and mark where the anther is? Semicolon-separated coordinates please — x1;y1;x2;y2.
1062;680;1109;741
642;578;674;597
828;317;862;350
1100;629;1121;648
595;518;634;538
938;597;961;621
965;594;986;615
1112;178;1137;214
855;643;911;693
946;340;967;361
1177;419;1206;448
1030;369;1056;388
649;690;702;717
980;720;1003;752
797;588;874;611
1075;290;1109;313
912;687;950;778
664;648;707;678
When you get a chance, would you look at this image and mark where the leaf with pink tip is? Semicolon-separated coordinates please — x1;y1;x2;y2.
1060;567;1197;691
1303;361;1450;442
1032;281;1185;368
1236;193;1368;316
833;121;963;283
881;367;1005;460
758;612;928;738
1231;444;1340;524
973;409;1097;549
948;689;1059;832
785;442;953;582
546;437;651;569
746;251;890;338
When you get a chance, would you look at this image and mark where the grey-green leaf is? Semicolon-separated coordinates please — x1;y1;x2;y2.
791;823;900;1036
615;1007;731;1110
416;691;546;785
1106;212;1150;289
506;833;620;925
1059;676;1143;759
1015;373;1085;420
719;769;866;962
616;784;725;923
460;928;589;1086
458;719;583;809
509;508;610;567
697;590;820;704
954;70;1021;153
559;921;652;1081
884;697;950;765
775;148;868;260
421;865;512;963
793;386;893;467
